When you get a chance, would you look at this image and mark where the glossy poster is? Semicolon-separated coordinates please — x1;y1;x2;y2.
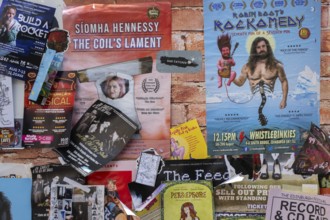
64;2;172;159
161;181;214;220
0;0;55;80
204;0;320;155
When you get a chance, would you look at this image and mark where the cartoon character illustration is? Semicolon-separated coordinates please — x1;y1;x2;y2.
180;202;200;220
217;34;238;88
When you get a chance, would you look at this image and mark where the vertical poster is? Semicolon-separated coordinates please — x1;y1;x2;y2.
170;119;208;159
22;71;77;148
54;100;138;176
204;0;320;155
62;2;172;159
0;0;55;80
161;181;215;220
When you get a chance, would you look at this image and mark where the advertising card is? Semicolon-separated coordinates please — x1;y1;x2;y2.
54;100;138;176
161;181;214;220
0;74;14;148
64;2;172;159
50;184;104;220
214;175;318;218
204;0;321;155
31;164;86;220
22;71;77;148
0;0;55;80
170;119;208;159
87;160;137;209
266;189;330;220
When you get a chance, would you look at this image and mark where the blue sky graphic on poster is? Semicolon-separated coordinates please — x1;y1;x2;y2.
0;178;32;220
204;0;320;155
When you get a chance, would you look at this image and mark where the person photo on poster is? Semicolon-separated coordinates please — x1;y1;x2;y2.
32;174;47;204
100;76;129;100
96;73;141;129
217;34;237;88
104;179;138;220
0;4;20;56
233;36;288;126
0;191;12;220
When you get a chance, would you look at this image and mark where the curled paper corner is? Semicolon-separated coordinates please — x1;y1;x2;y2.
119;200;140;219
217;174;245;187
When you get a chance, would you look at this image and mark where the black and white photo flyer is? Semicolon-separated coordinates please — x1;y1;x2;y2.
55;100;138;176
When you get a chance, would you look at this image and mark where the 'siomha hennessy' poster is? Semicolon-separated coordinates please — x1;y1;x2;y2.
62;2;172;158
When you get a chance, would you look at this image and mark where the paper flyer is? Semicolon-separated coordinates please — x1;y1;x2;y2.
0;0;55;80
214;175;319;218
22;71;77;148
204;0;321;155
170;119;208;159
0;74;14;148
266;188;330;220
54;100;138;176
0;178;32;220
64;2;172;159
161;181;214;220
31;164;86;220
50;184;104;220
86;160;137;209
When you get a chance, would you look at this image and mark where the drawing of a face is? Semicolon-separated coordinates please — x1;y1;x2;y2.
184;206;190;215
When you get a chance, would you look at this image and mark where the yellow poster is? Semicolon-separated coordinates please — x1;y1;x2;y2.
161;181;214;220
170;119;208;159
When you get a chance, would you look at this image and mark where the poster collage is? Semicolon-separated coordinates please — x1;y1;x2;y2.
0;0;330;219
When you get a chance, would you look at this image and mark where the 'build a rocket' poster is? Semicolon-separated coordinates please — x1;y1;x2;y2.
204;0;320;155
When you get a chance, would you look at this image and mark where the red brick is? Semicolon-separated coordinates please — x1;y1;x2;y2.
171;104;187;126
172;32;204;52
172;8;204;31
321;30;330;52
322;5;329;28
321;80;330;99
321;54;330;77
321;100;330;124
187;104;206;126
171;83;205;103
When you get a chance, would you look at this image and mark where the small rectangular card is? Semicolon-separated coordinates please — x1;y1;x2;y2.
156;50;202;73
135;152;161;187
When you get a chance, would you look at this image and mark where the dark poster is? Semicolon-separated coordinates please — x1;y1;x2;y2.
31;164;86;220
54;100;138;176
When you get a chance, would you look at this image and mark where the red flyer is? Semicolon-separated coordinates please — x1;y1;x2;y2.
63;2;172;159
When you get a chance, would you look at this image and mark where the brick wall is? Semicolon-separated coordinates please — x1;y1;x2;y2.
0;0;328;164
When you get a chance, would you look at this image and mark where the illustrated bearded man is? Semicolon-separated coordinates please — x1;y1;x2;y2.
0;191;12;220
233;36;288;126
233;36;288;109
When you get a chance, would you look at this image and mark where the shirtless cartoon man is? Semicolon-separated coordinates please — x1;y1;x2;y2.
233;36;288;109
